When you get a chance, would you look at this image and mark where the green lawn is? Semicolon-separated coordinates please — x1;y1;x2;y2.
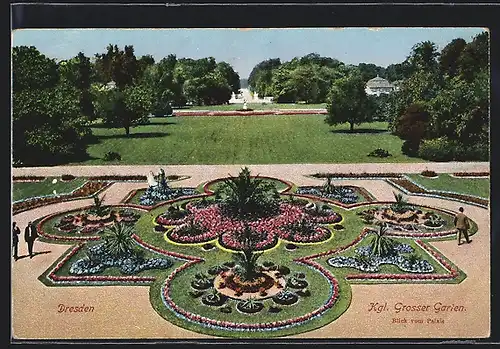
406;174;490;199
176;103;327;111
78;116;422;165
12;177;87;202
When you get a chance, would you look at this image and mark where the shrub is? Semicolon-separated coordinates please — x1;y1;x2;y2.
394;103;431;142
421;170;437;177
103;151;122;161
61;174;76;181
367;148;392;158
418;137;457;162
454;143;489;161
401;140;420;157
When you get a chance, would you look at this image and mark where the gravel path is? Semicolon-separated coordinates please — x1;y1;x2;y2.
11;164;490;340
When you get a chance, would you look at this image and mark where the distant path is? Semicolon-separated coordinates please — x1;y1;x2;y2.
12;162;490;179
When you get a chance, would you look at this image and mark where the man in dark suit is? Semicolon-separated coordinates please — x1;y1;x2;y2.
12;222;20;260
24;221;37;258
454;207;472;245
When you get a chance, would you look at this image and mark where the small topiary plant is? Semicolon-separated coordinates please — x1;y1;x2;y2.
103;151;122;161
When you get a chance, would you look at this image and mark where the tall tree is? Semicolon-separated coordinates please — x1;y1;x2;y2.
439;38;467;78
407;41;439;74
325;70;373;131
12;46;59;92
13;85;91;165
101;85;153;136
457;32;489;82
58;52;95;119
94;44;139;89
215;61;241;94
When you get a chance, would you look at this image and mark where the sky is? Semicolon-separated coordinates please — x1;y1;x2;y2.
12;28;487;79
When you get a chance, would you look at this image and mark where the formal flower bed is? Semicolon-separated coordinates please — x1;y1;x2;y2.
159;202;340;251
161;256;340;332
37;205;146;242
452;172;489;177
45;244;157;285
327;248;434;273
173;109;327;117
13;181;111;214
12;175;46;182
54;208;141;235
69;242;173;275
139;186;198;206
311;172;402;179
296;186;360;204
388;177;489;207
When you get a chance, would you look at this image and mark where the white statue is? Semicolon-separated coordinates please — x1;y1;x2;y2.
147;171;158;187
243;99;248;110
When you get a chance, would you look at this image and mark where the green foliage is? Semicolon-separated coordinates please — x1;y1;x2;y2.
367;148;392;158
13;84;92;166
103;222;137;258
416;137;488;162
98;85;152;135
93;44;139;89
216;167;280;218
325;70;372;131
103;151;122;161
12;46;59;92
391;192;410;213
369;223;397;257
233;246;263;282
388;32;489;161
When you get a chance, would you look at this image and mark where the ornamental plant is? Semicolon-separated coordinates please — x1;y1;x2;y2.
369;223;397;257
102;221;137;259
216;167;280;219
232;228;263;281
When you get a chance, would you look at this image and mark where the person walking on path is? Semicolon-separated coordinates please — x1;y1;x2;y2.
12;222;20;260
454;207;472;245
24;221;38;258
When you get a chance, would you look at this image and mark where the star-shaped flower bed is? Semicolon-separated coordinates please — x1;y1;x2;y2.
155;200;342;251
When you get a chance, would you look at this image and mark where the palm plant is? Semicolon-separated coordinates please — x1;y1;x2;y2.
391;191;409;213
322;177;335;195
369;223;397;257
233;229;263;281
103;222;137;258
90;194;109;217
216;167;279;218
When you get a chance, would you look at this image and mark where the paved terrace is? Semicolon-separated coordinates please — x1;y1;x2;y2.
11;162;490;340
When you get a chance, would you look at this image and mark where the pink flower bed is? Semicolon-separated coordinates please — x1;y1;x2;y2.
174;109;327;117
159;202;340;249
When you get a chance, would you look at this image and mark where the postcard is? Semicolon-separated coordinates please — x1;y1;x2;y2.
11;26;490;341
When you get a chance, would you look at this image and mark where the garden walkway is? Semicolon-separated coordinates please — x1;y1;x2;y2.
11;163;490;340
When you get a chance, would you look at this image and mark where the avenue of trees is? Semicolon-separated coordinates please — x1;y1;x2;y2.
12;44;240;165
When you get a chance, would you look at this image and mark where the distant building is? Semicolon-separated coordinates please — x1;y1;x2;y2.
106;81;116;90
365;75;396;96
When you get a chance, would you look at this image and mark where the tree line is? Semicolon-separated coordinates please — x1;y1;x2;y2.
12;44;240;165
247;33;488;161
12;33;488;166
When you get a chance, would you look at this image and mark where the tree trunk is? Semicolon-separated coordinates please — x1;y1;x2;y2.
125;125;130;136
350;122;354;132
